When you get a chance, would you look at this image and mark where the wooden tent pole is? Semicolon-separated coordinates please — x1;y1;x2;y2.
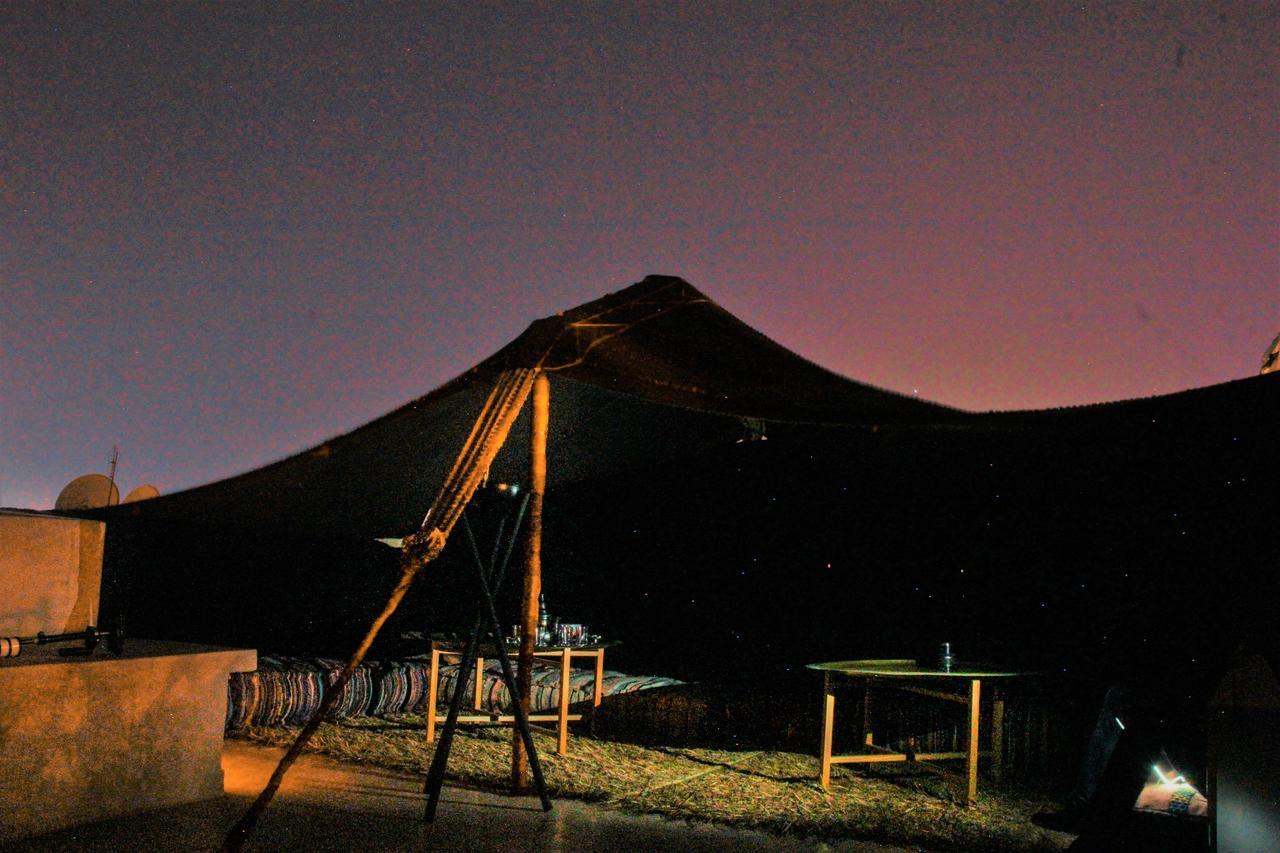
512;371;549;790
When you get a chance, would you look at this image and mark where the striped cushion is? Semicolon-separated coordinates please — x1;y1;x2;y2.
226;655;682;729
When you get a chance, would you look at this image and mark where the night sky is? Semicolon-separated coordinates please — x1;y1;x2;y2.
3;2;1276;509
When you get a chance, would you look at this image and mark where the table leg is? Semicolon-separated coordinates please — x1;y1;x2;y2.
593;649;604;707
862;681;873;747
474;656;486;710
992;694;1005;784
820;692;835;790
558;647;571;755
427;647;440;743
966;679;981;805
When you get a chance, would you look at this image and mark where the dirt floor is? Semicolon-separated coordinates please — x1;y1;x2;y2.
234;714;1074;852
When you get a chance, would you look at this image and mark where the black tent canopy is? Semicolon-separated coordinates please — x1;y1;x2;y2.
89;273;1280;643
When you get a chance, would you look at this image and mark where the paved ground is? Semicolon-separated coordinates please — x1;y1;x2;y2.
5;740;906;852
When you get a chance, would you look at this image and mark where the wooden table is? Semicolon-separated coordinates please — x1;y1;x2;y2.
426;640;612;755
806;659;1026;805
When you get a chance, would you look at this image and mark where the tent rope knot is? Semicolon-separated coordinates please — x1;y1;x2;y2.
402;527;447;568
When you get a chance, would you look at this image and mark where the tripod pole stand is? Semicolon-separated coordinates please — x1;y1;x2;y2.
423;498;551;820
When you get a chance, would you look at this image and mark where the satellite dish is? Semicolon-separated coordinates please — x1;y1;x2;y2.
54;474;120;510
1262;332;1280;375
123;484;161;503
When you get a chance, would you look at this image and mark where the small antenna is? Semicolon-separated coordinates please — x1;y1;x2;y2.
107;445;119;505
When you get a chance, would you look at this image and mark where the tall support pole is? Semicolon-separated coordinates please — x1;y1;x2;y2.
966;679;981;806
513;371;549;791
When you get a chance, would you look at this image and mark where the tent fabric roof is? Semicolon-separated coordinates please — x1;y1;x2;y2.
82;274;1277;536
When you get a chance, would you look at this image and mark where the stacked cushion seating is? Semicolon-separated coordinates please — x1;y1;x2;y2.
227;655;682;730
226;655;376;729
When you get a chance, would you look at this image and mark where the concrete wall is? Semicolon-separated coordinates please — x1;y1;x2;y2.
0;640;257;842
0;511;104;636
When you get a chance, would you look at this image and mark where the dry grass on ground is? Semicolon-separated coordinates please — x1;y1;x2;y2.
233;714;1071;852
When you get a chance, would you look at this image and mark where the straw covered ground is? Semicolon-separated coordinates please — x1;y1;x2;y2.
233;714;1072;851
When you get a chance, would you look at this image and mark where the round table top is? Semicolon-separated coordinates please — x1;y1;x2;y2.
805;658;1029;678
